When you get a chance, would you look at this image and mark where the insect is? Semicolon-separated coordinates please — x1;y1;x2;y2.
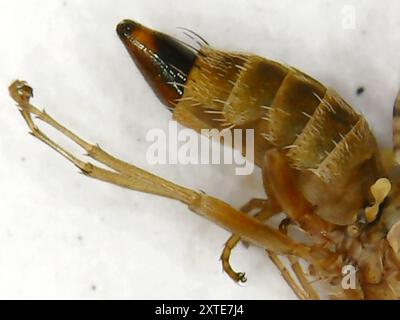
9;19;400;300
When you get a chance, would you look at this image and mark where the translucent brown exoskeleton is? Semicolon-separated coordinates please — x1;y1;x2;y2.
9;19;400;299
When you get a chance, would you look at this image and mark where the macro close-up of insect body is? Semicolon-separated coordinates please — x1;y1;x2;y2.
8;16;400;300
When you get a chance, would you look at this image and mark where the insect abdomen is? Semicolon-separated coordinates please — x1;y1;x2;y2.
174;47;382;180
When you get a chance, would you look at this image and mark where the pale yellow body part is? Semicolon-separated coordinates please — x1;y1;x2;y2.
365;178;391;223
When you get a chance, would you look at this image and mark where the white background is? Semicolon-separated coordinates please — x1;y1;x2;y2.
0;0;399;299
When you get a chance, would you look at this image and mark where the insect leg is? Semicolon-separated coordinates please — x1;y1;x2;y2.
263;149;324;299
277;218;319;299
9;81;176;179
221;234;246;283
9;80;199;203
240;199;282;247
240;199;271;213
287;256;319;300
9;80;313;259
267;251;308;300
221;199;281;283
222;208;319;298
263;148;333;239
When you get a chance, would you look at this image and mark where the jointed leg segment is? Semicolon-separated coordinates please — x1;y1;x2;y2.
220;199;281;283
9;81;196;203
9;80;311;259
267;251;308;300
220;198;319;299
287;256;319;300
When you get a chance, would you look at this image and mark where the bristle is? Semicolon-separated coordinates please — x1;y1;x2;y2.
177;26;209;46
203;110;225;114
224;124;236;130
174;96;194;102
167;81;188;89
313;91;336;114
212;118;227;122
220;122;234;128
261;105;273;110
212;98;227;104
283;144;298;150
301;111;312;119
168;64;188;78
